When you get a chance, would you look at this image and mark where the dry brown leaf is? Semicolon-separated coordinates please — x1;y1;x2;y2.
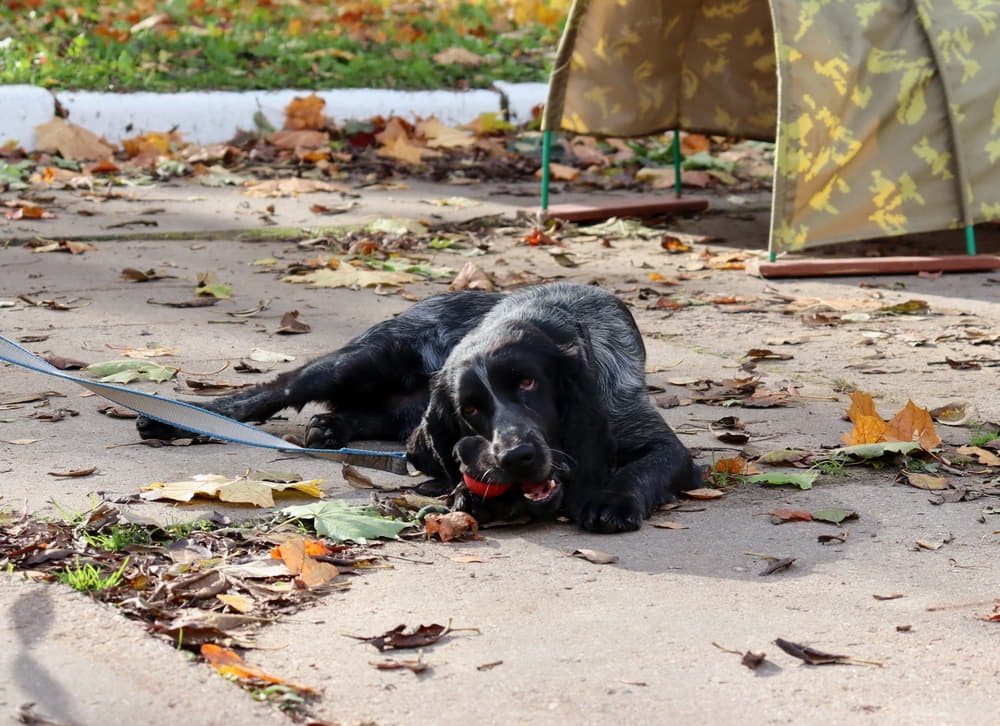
684;488;725;499
47;466;97;478
424;512;481;542
244;178;349;197
448;261;494;291
680;132;711;156
377;135;441;165
903;472;948;490
432;46;484;66
35;118;115;160
570;548;618;565
538;162;580;182
652;521;689;530
418;118;476;149
884;400;942;450
267;129;329;149
276;310;311;335
273;537;340;587
283;266;417;288
956;445;1000;467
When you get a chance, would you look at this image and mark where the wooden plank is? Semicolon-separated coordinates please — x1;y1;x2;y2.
749;255;1000;278
529;195;709;222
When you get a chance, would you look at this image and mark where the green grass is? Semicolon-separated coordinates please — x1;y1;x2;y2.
0;0;562;91
56;557;130;592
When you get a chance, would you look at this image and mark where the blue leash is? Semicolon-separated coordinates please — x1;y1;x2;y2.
0;334;410;474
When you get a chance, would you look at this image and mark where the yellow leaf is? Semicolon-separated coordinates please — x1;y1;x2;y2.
216;593;255;613
201;644;314;693
377;136;440;165
417;117;476;149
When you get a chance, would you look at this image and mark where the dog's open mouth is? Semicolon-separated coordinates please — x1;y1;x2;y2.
462;473;561;503
519;478;560;503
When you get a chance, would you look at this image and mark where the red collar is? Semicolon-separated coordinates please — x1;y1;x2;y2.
462;473;513;498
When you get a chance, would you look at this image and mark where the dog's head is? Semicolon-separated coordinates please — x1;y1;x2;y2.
410;319;613;522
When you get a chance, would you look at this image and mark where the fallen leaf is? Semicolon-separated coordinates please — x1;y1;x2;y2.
956;445;1000;467
652;520;689;530
773;638;881;666
746;472;818;490
683;488;725;500
432;46;484;66
282;501;413;543
244;178;349;197
273;537;340;587
915;539;945;551
342;464;375;489
885;400;941;450
348;623;452;652
6;439;41;445
903;472;948;490
141;474;323;507
759;557;796;575
811;508;858;525
771;509;813;523
201;644;314;693
47;467;97;478
929;401;970;426
377;136;439;165
216;593;255;613
276;310;311;335
284;92;327;130
283;266;417;288
85;359;178;384
834;441;922;459
418;117;476;149
570;548;618;565
448;261;494;291
35;118;115;160
248;348;295;363
267;129;329;149
369;655;429;673
424;512;481;542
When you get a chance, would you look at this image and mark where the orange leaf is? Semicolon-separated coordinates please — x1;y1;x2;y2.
680;132;710;156
284;92;327;131
842;414;889;446
713;456;747;474
201;644;314;693
274;538;339;587
845;390;880;423
884;400;942;450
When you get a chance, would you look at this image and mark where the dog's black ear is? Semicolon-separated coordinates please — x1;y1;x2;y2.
553;344;614;492
406;373;462;483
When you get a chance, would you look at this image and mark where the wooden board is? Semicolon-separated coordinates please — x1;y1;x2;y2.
749;255;1000;278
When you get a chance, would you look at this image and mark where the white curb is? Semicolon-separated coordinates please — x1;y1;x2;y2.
0;83;548;149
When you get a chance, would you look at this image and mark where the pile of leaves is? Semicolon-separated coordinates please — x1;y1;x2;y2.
0;91;775;225
0;496;436;712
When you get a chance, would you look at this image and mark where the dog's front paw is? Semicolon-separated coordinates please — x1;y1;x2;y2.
574;491;645;533
304;413;351;449
136;414;186;441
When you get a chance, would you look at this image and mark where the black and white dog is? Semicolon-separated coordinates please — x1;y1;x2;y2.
138;283;700;532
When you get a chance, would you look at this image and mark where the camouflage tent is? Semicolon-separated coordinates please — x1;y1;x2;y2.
543;0;999;255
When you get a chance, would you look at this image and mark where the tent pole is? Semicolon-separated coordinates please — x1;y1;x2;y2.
539;128;553;220
672;130;682;197
965;225;977;255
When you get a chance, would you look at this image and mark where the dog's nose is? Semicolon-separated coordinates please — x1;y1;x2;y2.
497;443;536;472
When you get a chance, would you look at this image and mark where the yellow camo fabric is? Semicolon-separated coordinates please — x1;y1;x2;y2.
544;0;1000;254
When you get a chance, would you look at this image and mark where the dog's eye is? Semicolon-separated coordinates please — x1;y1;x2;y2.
519;377;536;391
461;405;479;417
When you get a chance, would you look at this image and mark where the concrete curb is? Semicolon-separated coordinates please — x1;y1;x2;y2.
0;81;548;148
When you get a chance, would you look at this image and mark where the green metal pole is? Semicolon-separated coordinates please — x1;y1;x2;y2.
672;130;682;197
964;225;977;255
540;129;553;213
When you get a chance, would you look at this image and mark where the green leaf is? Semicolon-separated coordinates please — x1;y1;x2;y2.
757;449;814;465
85;359;177;383
282;501;413;543
745;472;818;490
833;442;922;459
681;151;737;173
812;508;858;525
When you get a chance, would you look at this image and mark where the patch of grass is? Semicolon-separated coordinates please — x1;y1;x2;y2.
83;523;152;552
56;557;130;592
0;0;564;92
